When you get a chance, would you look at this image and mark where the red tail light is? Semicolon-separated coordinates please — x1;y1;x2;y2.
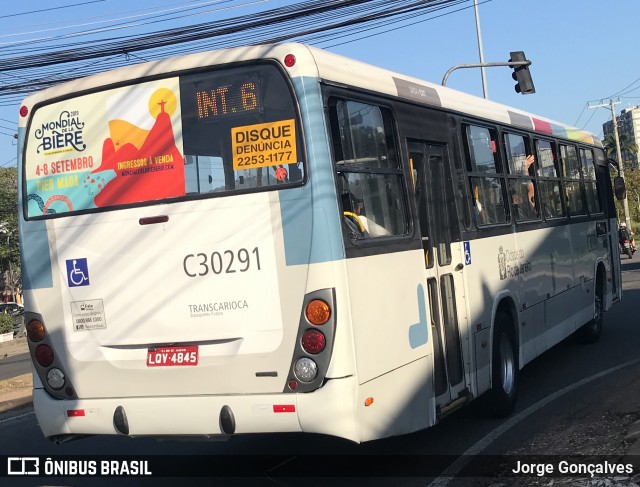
35;344;54;367
301;329;326;354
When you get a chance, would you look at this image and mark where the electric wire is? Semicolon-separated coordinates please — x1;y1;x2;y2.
0;0;482;146
0;1;106;21
0;0;250;40
0;0;474;102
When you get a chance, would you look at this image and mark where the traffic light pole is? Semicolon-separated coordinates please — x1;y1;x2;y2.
473;0;488;99
441;60;530;88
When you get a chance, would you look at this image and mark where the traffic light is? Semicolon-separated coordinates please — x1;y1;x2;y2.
509;51;535;94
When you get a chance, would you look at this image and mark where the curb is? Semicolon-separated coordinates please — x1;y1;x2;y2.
0;393;32;414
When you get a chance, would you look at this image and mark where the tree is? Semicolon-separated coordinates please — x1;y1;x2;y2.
603;133;639;168
619;167;640;232
0;167;20;301
604;133;640;230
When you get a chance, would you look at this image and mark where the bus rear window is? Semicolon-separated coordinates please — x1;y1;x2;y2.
23;63;304;219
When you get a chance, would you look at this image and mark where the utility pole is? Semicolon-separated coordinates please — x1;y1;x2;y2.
473;0;488;99
612;100;633;230
589;99;631;229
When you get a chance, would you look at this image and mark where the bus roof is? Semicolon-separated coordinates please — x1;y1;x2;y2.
305;44;601;148
19;42;601;148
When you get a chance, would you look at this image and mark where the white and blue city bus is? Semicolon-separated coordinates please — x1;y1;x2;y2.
17;43;621;443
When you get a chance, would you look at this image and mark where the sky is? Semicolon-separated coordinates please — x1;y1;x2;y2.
1;0;639;168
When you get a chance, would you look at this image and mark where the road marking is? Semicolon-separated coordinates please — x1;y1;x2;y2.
0;409;34;425
427;357;640;487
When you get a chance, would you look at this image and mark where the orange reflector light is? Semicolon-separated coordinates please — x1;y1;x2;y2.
305;299;330;325
27;319;46;342
364;397;374;407
273;405;295;413
67;409;85;417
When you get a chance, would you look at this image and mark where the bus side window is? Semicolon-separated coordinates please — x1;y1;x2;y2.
580;148;601;214
463;124;508;226
535;139;565;219
559;144;587;216
330;99;409;240
503;132;539;222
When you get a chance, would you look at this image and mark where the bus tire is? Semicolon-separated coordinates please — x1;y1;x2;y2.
487;311;519;417
575;278;603;344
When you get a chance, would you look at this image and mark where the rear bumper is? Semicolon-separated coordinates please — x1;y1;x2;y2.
33;375;359;441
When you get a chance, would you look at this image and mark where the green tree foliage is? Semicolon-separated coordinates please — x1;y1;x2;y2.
617;168;640;233
603;134;640;231
603;133;639;167
0;312;12;334
0;167;20;295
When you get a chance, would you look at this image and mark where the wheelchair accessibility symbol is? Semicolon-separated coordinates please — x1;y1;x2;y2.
66;258;90;287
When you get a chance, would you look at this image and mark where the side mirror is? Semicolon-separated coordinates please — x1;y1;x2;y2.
614;176;626;201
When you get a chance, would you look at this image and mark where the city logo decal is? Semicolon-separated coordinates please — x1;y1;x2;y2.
497;246;532;281
66;258;90;287
498;246;507;280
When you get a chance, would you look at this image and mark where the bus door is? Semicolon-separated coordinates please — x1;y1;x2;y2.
408;141;466;413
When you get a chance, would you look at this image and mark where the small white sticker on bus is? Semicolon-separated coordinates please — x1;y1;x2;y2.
70;299;107;331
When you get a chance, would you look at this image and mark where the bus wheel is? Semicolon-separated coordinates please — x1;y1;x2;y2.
575;279;603;344
487;311;519;417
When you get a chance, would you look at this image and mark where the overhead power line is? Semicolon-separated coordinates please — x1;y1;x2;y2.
0;0;476;104
0;1;106;20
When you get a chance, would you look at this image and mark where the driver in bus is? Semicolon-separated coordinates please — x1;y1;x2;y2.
339;176;390;238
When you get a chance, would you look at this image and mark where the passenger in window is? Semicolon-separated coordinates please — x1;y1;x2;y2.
472;184;485;225
510;188;522;221
511;184;536;221
524;155;536;207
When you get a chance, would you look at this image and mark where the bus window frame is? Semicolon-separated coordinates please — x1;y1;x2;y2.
579;146;603;215
461;121;510;229
592;147;608;216
534;137;567;221
501;130;541;224
325;91;415;255
558;143;589;218
22;60;308;221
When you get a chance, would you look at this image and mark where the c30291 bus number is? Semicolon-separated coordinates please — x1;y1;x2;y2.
183;247;261;278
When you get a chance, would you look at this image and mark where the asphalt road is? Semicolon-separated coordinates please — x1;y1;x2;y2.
1;259;639;486
0;352;30;381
